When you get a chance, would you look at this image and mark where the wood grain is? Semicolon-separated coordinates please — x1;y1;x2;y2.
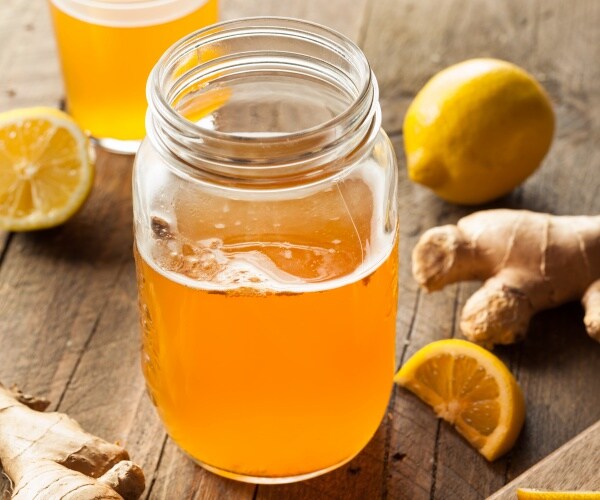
0;1;599;500
0;0;63;111
360;2;600;499
489;421;600;498
221;0;371;42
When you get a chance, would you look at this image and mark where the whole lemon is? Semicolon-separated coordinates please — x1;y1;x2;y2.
404;58;555;205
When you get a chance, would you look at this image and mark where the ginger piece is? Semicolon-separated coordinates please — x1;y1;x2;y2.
0;384;145;499
412;209;600;346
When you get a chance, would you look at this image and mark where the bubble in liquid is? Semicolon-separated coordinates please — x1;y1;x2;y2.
154;247;183;274
179;245;226;281
199;238;222;250
181;243;196;256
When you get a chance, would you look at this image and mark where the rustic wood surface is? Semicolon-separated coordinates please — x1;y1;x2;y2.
489;421;600;499
1;1;599;499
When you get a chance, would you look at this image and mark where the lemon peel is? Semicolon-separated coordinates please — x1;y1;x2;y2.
404;58;554;205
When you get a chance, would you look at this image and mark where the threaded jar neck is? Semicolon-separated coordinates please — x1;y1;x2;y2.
146;17;380;187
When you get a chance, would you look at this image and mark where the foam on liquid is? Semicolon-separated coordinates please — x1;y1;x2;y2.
51;0;210;27
136;160;396;294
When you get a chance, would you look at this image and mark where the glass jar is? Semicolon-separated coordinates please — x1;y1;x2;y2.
133;18;399;484
48;0;219;154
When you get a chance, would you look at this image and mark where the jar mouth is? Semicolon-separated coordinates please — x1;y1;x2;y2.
147;17;380;185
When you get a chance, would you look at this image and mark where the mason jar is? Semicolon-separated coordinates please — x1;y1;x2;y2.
133;18;399;484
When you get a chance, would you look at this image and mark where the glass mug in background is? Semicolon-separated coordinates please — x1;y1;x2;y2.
134;18;399;483
48;0;219;153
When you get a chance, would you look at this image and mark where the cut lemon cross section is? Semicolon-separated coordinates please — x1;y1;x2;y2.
0;107;93;231
394;339;525;461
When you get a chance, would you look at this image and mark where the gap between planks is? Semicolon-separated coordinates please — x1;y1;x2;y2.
428;284;461;500
0;233;14;270
381;287;423;499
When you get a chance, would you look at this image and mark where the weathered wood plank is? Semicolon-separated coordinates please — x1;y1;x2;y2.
490;421;600;498
362;0;541;135
0;149;147;495
0;0;62;111
1;1;599;499
384;145;472;500
0;233;11;264
0;0;63;379
49;202;167;494
497;0;600;484
0;154;133;400
359;2;523;497
359;1;600;499
221;0;371;42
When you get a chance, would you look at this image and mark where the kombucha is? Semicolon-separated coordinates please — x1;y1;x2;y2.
135;176;398;479
48;0;219;140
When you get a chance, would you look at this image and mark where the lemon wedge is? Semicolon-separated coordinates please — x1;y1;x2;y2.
517;489;600;499
394;339;525;461
0;107;93;231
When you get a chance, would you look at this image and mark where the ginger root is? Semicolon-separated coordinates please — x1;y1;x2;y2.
412;209;600;346
0;383;145;499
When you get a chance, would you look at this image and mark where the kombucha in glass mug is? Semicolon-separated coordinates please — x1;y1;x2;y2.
133;18;400;483
48;0;219;153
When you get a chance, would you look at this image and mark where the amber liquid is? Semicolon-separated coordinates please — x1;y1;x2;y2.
49;0;219;140
136;232;397;479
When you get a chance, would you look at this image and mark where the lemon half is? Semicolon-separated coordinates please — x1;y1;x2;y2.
0;107;93;231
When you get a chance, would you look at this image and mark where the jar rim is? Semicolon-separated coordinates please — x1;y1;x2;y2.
149;16;373;144
145;17;381;186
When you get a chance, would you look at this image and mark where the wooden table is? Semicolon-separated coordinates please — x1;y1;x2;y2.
1;1;599;498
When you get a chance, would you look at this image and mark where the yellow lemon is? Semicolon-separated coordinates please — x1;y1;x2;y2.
517;489;600;500
404;58;554;205
394;339;525;461
0;107;93;231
